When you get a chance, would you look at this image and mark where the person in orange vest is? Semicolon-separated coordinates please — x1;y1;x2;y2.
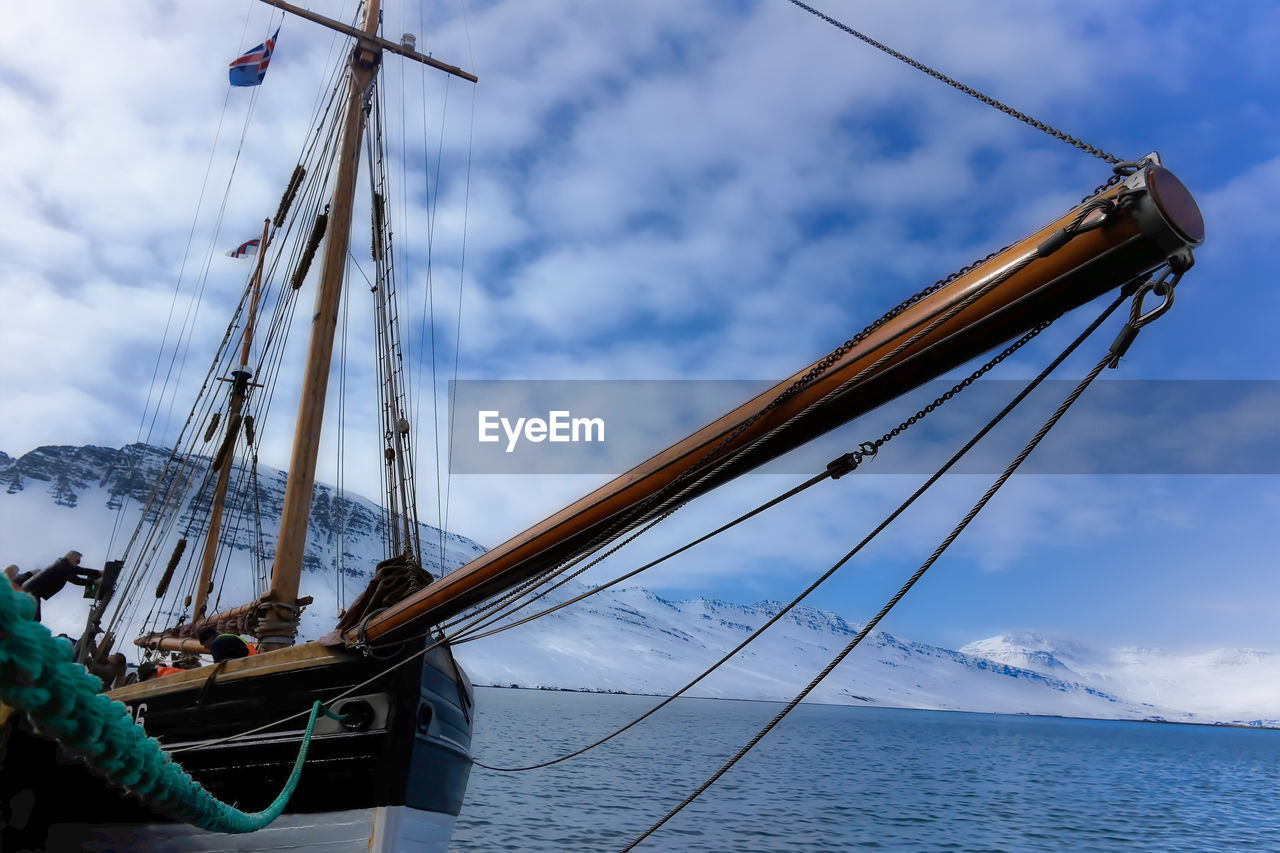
137;660;186;681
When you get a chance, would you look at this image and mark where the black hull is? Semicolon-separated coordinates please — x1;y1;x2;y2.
0;638;473;850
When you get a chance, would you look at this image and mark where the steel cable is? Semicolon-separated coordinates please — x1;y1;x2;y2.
471;291;1121;773
620;290;1140;851
785;0;1122;164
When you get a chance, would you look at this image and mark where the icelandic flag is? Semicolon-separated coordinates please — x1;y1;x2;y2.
227;238;260;258
228;28;279;87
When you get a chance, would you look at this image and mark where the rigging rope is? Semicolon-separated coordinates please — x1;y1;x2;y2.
336;246;352;613
145;266;1140;762
442;84;478;571
473;282;1134;773
108;52;353;647
108;1;265;558
447;198;1113;641
458;305;1056;654
784;0;1122;164
620;279;1171;851
0;580;344;834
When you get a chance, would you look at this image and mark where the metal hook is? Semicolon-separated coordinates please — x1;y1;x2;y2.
1129;268;1182;328
1112;160;1144;177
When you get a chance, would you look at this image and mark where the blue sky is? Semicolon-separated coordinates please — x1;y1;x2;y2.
0;0;1277;654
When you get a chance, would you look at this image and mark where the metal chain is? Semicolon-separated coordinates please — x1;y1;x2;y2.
878;321;1048;447
456;308;1059;654
423;238;1023;640
619;283;1147;852
463;319;1059;776
785;0;1121;164
450;314;1051;643
656;238;1018;498
448;189;1118;644
421;166;1121;643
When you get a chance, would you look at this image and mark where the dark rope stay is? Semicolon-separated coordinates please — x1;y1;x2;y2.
454;477;824;647
441;509;683;638
445;197;1115;644
153;279;1131;759
468;316;1058;772
784;0;1122;164
620;278;1178;851
149;194;1139;762
367;289;1061;668
472;277;1141;774
455;302;1058;653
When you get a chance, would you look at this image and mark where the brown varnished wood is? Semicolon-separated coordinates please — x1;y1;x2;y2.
264;0;382;650
355;166;1202;645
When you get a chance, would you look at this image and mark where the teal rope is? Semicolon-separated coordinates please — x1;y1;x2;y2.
0;580;340;833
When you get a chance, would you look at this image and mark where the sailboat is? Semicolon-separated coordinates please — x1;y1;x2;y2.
0;1;1204;851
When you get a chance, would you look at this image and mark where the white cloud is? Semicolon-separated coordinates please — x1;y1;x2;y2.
1;0;1276;651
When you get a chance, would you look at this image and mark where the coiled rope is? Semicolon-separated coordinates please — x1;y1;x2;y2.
0;580;341;834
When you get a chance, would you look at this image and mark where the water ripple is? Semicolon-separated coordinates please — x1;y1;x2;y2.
451;689;1280;852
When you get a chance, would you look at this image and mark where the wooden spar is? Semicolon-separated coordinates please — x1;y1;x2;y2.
239;220;271;367
135;4;476;653
134;596;309;652
136;601;254;651
192;219;270;623
260;0;384;652
350;163;1205;646
256;0;477;83
141;637;211;655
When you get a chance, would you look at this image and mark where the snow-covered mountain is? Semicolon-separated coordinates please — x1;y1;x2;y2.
2;444;1276;727
960;633;1280;725
0;443;486;642
455;581;1279;726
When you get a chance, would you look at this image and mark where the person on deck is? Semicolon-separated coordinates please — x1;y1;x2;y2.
197;626;251;662
137;660;186;681
21;551;100;621
7;565;33;588
89;652;128;692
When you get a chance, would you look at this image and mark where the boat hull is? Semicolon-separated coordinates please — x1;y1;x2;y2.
44;805;456;852
0;638;473;851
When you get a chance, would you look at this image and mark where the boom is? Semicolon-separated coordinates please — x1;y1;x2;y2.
348;160;1204;646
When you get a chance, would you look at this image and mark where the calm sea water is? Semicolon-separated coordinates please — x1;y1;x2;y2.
451;687;1280;852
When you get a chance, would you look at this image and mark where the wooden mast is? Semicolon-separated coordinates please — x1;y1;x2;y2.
258;1;384;651
349;162;1205;646
134;1;475;654
193;218;270;623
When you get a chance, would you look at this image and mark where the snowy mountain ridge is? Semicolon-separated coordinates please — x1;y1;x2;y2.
458;579;1279;726
0;443;486;641
1;444;1276;727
